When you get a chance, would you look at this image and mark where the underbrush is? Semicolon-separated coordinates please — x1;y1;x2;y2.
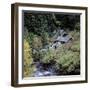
24;30;80;76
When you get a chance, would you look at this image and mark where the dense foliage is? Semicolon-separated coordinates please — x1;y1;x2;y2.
23;12;80;77
24;39;34;77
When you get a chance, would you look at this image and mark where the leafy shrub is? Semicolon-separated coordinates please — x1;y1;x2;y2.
40;49;57;63
24;39;35;77
39;31;80;75
32;35;43;50
55;31;80;75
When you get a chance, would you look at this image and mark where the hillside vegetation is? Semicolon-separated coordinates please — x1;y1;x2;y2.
23;12;80;77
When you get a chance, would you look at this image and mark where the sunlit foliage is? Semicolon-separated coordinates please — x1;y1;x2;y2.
24;39;34;77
